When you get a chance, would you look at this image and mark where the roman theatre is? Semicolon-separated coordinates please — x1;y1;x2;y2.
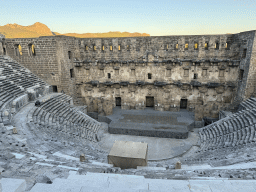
1;30;256;191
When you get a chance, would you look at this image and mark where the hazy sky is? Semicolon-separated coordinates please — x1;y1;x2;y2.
1;0;255;36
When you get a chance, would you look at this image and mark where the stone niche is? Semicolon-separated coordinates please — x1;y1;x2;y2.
108;141;148;169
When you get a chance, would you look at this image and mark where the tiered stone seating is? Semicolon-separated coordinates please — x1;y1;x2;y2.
0;89;15;110
0;56;46;89
0;56;49;124
32;93;102;142
198;101;256;153
239;97;256;110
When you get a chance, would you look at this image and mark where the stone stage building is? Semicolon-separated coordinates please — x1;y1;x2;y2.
1;30;256;125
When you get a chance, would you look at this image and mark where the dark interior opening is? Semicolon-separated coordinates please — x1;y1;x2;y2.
52;86;58;92
194;73;197;79
68;51;71;59
215;42;219;50
3;47;6;55
148;73;152;79
108;73;111;79
180;99;187;109
242;49;247;58
146;96;154;107
239;69;244;80
70;69;74;78
115;97;121;106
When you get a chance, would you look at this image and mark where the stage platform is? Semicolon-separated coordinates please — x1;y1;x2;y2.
107;107;195;139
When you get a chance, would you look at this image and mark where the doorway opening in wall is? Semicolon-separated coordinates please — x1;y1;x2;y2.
180;99;187;109
3;47;6;55
146;96;154;107
52;86;58;93
115;97;121;106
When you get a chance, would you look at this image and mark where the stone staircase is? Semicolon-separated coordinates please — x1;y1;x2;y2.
2;171;256;192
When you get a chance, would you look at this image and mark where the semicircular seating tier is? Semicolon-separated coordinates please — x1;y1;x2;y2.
0;55;102;143
28;93;102;142
0;55;49;124
198;99;256;152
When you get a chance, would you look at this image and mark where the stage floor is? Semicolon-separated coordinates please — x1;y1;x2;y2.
107;107;195;139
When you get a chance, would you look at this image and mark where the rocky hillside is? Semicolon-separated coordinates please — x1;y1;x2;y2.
0;22;150;38
0;22;53;38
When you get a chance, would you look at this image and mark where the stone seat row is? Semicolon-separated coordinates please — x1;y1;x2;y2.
32;94;100;142
38;95;100;131
200;108;256;141
1;65;46;86
0;90;16;110
0;59;47;86
33;107;98;142
0;80;25;97
6;75;39;89
200;124;256;151
240;97;256;110
199;108;256;151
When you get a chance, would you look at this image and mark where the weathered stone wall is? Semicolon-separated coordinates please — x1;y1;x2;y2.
1;30;256;121
77;61;238;120
3;36;78;101
243;31;256;99
4;37;60;87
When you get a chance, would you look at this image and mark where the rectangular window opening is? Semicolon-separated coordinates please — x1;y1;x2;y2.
205;43;208;50
118;45;121;51
68;51;71;59
3;47;6;55
185;43;188;50
194;43;198;50
108;73;111;79
175;44;178;50
110;45;113;51
70;69;74;78
148;73;152;79
242;49;247;58
215;42;219;50
239;69;244;80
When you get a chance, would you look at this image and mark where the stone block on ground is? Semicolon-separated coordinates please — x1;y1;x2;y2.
108;140;148;169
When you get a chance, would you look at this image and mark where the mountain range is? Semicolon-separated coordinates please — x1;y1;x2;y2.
0;22;150;38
